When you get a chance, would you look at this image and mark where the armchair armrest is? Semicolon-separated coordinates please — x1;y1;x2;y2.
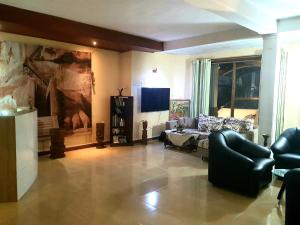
271;136;291;155
216;143;255;172
240;139;271;158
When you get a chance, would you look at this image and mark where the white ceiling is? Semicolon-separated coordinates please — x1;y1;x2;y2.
248;0;300;19
0;0;240;41
164;38;263;55
2;0;300;55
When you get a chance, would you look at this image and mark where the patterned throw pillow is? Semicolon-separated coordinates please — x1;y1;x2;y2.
198;114;224;132
223;117;253;132
205;121;223;132
198;114;209;131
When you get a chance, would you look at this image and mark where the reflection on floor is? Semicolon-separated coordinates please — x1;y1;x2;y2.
0;141;285;225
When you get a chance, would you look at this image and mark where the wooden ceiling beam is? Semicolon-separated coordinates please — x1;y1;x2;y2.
0;3;163;52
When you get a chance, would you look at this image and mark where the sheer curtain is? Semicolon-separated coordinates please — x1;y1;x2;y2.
190;59;211;118
275;49;288;139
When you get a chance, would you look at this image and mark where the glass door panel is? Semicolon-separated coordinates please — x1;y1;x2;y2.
217;63;233;118
234;61;260;121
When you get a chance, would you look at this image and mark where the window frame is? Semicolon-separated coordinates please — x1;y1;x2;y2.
211;55;262;117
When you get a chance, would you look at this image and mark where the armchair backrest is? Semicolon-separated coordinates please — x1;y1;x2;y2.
219;129;251;155
219;129;242;149
271;128;300;154
284;128;297;145
295;128;300;148
218;129;263;158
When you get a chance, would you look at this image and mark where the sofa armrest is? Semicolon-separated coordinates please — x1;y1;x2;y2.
241;128;258;143
166;120;178;130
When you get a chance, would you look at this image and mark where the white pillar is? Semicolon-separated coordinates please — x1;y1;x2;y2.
258;34;281;146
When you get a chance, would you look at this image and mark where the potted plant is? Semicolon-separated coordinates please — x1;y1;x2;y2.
176;124;185;133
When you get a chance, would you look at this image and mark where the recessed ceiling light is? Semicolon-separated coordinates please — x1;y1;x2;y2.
92;41;97;46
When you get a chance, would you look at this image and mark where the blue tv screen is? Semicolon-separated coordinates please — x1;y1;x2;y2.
141;88;170;112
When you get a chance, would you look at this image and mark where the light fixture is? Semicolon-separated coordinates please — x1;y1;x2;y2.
92;41;97;46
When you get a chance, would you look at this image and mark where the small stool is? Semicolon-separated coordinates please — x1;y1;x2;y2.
96;122;106;149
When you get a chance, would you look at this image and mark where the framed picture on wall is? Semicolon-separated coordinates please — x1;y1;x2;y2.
169;99;190;120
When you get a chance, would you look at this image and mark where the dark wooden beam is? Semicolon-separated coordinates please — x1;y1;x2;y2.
0;3;163;52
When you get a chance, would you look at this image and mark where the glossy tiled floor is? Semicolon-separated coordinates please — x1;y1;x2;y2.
0;142;285;225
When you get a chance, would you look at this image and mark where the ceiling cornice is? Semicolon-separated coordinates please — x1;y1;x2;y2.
164;28;261;51
0;3;163;52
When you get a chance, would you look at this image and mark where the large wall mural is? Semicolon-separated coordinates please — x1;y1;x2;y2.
0;41;92;135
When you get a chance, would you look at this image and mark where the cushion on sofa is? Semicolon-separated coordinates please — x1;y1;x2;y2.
178;117;185;127
184;117;197;129
204;119;223;132
198;114;209;131
198;114;224;132
223;117;253;132
176;117;197;129
165;120;178;130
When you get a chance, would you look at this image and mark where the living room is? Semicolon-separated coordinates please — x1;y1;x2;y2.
1;1;300;225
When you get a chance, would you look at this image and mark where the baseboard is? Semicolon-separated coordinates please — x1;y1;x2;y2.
38;151;51;156
66;142;97;151
38;141;109;156
38;138;160;156
133;136;159;144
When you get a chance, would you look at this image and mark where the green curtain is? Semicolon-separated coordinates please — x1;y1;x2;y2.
191;59;212;118
275;49;288;139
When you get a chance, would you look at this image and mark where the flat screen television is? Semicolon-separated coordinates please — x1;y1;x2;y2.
141;88;170;112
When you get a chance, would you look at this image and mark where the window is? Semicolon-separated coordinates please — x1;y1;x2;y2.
210;56;261;122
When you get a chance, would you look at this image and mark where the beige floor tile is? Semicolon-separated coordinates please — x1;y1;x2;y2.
0;142;284;225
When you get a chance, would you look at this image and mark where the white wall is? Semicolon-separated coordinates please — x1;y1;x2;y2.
119;51;132;95
284;43;300;129
129;51;190;140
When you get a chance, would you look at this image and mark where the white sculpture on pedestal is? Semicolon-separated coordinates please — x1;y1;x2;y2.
0;95;17;116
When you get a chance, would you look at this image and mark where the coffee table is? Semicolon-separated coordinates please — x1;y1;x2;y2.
165;130;198;146
273;169;289;204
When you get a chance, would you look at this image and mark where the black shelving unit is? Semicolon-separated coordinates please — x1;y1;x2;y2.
110;96;133;146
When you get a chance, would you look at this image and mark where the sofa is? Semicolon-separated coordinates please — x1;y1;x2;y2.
271;127;300;169
165;114;258;158
208;129;275;196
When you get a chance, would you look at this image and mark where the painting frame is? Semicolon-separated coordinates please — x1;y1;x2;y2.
169;99;190;120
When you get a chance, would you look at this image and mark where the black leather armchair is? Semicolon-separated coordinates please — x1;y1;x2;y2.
208;129;275;196
271;128;300;169
285;169;300;225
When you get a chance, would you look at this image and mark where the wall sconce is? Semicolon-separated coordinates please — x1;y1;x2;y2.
152;68;158;73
